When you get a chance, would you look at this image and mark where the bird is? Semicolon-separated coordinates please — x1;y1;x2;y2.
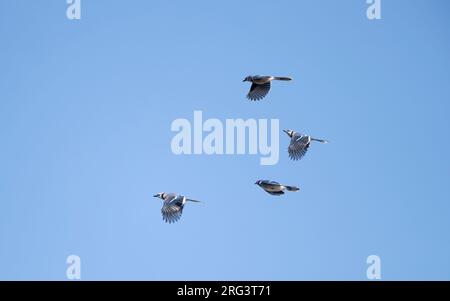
243;75;292;101
255;180;300;196
283;129;328;161
153;192;201;224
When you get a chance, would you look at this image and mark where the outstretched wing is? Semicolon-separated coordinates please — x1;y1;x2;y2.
161;195;185;224
260;180;280;186
288;135;311;161
247;82;271;101
266;190;284;196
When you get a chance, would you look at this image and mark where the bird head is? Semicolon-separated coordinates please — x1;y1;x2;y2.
242;76;252;82
255;180;262;186
153;192;166;200
283;129;295;138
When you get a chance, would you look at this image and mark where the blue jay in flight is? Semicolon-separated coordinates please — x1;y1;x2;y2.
243;75;292;101
283;129;328;161
255;180;299;196
153;192;201;224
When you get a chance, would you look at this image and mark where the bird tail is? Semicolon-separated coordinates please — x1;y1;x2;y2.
285;185;300;192
187;199;201;203
311;138;329;144
273;76;292;81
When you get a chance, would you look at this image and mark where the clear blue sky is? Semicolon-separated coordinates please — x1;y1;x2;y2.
1;0;450;280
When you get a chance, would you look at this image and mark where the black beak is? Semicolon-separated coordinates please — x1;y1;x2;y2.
283;129;290;135
153;194;159;198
